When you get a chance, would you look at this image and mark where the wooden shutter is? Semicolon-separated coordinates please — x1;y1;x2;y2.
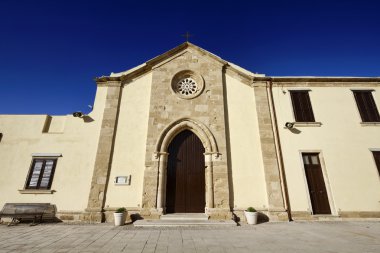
290;91;315;122
353;91;380;122
373;151;380;176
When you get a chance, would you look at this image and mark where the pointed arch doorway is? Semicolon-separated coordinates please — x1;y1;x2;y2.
166;130;205;213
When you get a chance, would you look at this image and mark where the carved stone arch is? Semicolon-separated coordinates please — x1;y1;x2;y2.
155;118;218;155
154;118;218;212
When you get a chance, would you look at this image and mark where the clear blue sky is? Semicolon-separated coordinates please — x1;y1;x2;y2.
1;0;379;115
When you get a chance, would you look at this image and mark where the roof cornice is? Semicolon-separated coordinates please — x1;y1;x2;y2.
95;42;257;84
254;77;380;82
95;42;380;85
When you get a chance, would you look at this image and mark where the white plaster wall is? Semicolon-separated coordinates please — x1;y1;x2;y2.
225;74;268;210
0;86;107;211
105;73;152;208
273;85;380;213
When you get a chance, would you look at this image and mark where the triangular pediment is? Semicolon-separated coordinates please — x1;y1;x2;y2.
96;42;265;83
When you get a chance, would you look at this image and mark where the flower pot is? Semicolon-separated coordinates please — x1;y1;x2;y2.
113;212;126;226
244;211;258;225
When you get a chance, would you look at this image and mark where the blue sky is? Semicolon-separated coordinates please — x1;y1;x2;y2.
1;0;379;115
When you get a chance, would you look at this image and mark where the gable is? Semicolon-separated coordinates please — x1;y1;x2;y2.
96;42;265;84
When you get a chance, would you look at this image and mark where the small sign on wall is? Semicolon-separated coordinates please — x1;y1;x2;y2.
114;175;131;185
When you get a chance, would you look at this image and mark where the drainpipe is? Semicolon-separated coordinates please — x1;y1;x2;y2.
266;79;292;221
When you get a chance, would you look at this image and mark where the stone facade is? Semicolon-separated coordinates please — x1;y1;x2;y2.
141;48;231;219
1;42;379;224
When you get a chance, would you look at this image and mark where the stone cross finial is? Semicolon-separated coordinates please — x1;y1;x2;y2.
182;31;193;41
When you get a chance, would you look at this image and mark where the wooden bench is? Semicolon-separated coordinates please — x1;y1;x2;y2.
0;203;56;226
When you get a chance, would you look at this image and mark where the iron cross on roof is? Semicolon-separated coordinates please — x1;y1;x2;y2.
182;32;193;41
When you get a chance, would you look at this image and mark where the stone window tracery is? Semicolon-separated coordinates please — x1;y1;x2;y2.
177;77;198;96
171;70;204;99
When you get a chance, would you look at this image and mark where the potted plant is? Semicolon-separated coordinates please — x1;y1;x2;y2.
244;207;258;225
113;207;127;226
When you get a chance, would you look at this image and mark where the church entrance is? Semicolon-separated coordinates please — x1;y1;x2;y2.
166;130;205;213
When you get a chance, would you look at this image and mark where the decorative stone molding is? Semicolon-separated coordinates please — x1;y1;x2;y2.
292;122;322;127
360;122;380;126
18;189;55;194
96;80;123;87
155;118;218;154
153;118;219;212
255;76;380;83
271;81;380;88
224;67;253;86
171;70;204;99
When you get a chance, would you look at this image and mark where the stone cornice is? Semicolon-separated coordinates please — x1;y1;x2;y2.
95;42;262;85
224;66;253;86
94;42;380;87
147;42;228;68
95;80;122;87
254;76;380;82
251;77;380;88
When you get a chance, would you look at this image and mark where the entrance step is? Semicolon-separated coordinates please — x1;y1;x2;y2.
134;219;236;227
160;213;209;221
134;213;236;227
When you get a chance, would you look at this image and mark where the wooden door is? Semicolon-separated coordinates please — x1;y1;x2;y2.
302;153;331;214
166;130;205;213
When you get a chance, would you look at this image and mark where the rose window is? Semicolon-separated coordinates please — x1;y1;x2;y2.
177;78;198;96
171;70;204;99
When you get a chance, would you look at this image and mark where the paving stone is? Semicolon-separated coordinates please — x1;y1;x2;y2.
0;222;379;252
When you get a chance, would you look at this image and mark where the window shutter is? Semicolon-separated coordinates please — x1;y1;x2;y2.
373;152;380;176
290;91;315;122
353;91;380;122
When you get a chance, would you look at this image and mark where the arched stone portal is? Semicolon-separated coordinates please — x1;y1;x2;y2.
153;118;219;213
155;118;218;154
166;130;205;213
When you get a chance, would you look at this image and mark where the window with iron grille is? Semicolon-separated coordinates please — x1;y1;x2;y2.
290;90;315;122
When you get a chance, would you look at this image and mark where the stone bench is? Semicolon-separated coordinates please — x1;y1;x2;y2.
0;203;56;226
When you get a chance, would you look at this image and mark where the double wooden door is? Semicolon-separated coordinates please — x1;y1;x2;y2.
166;130;205;213
302;153;331;214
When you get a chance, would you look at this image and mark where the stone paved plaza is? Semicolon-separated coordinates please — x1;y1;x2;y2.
0;221;379;253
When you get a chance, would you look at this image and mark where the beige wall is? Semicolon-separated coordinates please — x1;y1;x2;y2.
225;74;268;210
0;86;108;211
1;69;379;220
273;85;380;213
104;73;152;209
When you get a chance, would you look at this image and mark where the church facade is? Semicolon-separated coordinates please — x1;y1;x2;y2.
1;42;379;223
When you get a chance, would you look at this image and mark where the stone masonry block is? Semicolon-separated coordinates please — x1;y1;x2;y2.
141;47;230;210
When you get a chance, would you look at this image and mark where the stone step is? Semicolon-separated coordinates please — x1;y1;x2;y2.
160;213;209;221
134;219;236;227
